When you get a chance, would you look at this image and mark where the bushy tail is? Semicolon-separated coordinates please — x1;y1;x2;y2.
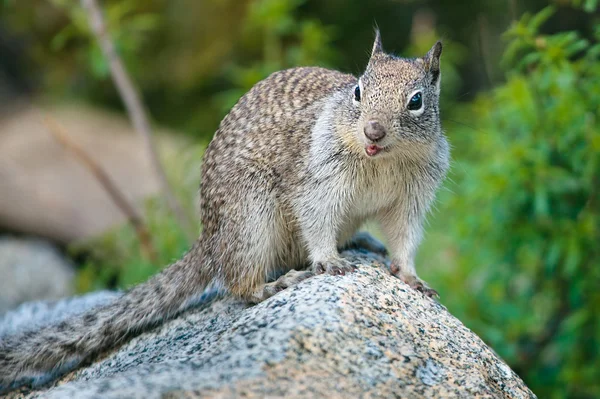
0;240;210;392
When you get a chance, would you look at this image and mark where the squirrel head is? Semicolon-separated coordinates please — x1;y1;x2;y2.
350;30;443;158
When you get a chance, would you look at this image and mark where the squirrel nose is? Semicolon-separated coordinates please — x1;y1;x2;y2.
364;120;386;142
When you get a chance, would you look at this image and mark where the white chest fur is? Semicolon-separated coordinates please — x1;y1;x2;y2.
349;160;407;219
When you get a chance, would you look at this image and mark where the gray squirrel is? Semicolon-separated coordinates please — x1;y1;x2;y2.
0;30;449;391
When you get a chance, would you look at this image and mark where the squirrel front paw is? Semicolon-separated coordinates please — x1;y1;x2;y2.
312;257;357;276
390;261;438;298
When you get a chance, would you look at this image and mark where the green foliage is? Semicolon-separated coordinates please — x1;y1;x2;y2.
49;0;161;80
571;0;599;12
214;0;336;113
423;5;600;398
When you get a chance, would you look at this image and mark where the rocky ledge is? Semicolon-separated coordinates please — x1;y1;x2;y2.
2;251;536;398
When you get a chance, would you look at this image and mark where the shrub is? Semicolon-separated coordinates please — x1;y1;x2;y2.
426;5;600;398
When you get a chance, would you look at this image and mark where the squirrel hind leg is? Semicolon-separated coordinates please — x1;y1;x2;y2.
242;269;315;303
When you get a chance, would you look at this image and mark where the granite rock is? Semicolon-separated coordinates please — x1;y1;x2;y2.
2;251;536;398
0;237;75;315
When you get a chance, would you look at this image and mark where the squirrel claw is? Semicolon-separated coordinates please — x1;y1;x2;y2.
250;269;314;302
411;280;439;298
313;258;357;276
390;267;439;299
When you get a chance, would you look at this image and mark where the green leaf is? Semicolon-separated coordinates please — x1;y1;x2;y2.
534;184;550;217
88;44;110;78
529;6;556;32
583;0;599;13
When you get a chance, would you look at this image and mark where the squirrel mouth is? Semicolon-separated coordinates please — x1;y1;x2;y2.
365;144;384;157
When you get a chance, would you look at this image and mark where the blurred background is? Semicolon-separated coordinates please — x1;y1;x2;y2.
0;0;599;397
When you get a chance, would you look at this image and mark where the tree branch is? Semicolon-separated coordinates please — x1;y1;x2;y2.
80;0;196;242
44;115;158;263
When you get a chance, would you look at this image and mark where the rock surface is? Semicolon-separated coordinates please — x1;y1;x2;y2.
0;237;75;315
0;103;183;243
2;252;536;399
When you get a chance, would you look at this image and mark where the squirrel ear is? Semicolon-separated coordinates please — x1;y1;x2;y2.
423;41;443;89
370;29;383;58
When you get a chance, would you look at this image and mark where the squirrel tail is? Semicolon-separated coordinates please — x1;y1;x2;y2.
0;239;211;392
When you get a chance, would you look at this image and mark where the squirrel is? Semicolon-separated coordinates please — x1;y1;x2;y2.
0;30;449;391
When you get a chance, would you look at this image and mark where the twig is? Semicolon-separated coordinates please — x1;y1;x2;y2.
508;0;518;22
477;14;494;88
44;115;158;263
80;0;196;242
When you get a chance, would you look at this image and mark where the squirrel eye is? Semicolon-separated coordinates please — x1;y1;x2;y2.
354;85;361;102
407;92;423;111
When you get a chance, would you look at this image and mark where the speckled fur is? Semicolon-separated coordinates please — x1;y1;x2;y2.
0;31;449;392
